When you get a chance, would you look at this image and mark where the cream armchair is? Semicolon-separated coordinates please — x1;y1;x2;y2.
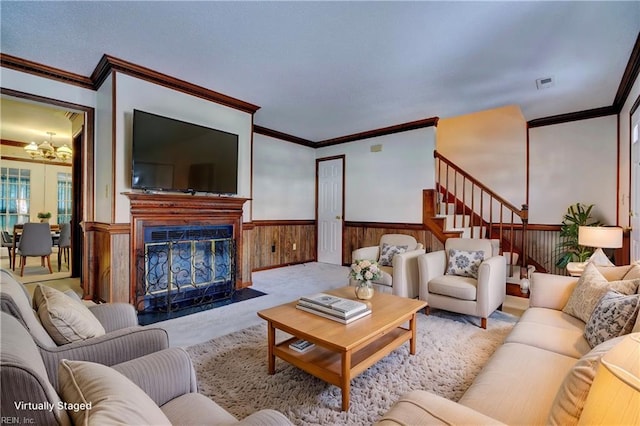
418;238;505;328
351;234;425;298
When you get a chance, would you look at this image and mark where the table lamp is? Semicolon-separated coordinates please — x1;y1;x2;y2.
578;226;623;267
578;333;640;424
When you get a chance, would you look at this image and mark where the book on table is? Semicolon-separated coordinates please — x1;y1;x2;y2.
296;303;371;324
299;293;369;316
288;339;315;353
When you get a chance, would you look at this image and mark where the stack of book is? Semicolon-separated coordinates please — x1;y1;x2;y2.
296;293;371;324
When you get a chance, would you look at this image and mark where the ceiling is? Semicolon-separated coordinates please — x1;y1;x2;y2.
1;1;639;142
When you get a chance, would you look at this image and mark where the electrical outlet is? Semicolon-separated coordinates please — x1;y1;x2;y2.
293;243;297;251
271;244;276;253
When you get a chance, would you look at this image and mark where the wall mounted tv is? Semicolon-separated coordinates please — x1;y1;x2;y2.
131;110;239;195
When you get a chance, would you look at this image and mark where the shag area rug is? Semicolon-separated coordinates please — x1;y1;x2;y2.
186;310;516;425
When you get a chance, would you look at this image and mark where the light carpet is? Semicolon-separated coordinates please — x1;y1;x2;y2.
158;262;351;347
186;310;516;425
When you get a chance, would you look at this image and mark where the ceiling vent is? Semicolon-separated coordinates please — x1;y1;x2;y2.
536;76;555;90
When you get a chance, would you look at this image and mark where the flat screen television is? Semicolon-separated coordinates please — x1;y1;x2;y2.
131;110;239;194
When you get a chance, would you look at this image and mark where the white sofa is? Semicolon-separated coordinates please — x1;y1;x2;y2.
377;263;640;425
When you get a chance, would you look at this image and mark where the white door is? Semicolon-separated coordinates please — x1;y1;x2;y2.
631;116;639;262
317;157;344;264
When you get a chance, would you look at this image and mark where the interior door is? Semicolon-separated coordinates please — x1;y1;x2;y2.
316;156;344;265
631;116;639;262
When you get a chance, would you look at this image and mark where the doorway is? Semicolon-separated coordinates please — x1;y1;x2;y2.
316;156;345;265
0;89;94;279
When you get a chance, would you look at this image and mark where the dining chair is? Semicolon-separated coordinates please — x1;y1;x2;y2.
1;231;14;270
57;223;71;272
16;222;53;276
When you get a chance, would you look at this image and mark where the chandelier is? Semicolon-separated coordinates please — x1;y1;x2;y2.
24;131;73;161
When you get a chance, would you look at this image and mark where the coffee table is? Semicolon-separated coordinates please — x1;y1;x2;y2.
257;286;428;411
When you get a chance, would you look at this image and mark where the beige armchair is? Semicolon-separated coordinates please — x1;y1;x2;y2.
351;234;425;298
418;238;506;328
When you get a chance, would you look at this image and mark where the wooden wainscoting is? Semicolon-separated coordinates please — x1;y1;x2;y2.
344;222;434;265
250;220;316;271
82;222;130;303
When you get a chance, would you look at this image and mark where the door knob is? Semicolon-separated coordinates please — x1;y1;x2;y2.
336;215;341;220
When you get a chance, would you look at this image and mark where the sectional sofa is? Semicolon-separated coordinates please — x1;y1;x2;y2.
378;262;640;425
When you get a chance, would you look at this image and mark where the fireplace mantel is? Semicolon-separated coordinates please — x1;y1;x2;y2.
125;192;249;310
125;192;249;216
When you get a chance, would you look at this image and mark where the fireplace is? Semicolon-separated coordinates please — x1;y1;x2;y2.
139;224;235;314
126;192;249;313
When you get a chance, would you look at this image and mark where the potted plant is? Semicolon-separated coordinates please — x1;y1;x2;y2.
554;203;601;268
37;212;52;223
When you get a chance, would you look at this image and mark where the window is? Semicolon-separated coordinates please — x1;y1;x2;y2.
57;172;72;225
0;167;30;231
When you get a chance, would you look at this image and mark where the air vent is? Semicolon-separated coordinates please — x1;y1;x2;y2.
536;76;555;90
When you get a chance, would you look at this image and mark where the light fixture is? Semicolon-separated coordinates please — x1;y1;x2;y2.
578;226;623;267
578;334;640;424
24;131;73;162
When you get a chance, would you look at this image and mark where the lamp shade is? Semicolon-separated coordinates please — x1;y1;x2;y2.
578;226;623;249
578;333;640;424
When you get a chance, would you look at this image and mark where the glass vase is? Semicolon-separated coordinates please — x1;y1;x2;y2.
355;280;374;300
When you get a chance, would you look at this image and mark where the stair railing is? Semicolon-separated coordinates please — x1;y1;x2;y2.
434;151;529;277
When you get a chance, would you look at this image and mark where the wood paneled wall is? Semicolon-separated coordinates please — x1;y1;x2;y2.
249;220;316;271
82;222;130;303
343;222;435;265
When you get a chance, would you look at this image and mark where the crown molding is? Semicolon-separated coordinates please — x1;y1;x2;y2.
316;117;439;147
0;53;94;89
254;116;439;148
528;32;640;128
527;105;617;128
253;125;315;147
91;55;260;114
613;32;640;111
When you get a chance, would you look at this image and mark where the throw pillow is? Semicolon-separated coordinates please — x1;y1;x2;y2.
623;263;640;281
596;265;632;281
562;262;639;323
446;249;484;279
34;284;106;345
58;359;172;426
378;243;408;266
547;334;629;426
584;290;640;348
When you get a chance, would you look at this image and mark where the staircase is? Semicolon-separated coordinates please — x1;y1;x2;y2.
424;151;533;294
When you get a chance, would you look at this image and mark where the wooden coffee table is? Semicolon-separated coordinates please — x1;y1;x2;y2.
257;286;428;411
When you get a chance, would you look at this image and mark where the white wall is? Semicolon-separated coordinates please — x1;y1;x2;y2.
316;127;436;223
113;73;254;223
252;134;316;220
95;74;113;223
529;115;618;225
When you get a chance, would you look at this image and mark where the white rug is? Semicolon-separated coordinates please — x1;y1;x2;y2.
186;310;516;425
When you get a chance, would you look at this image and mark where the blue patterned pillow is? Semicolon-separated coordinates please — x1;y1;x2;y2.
446;249;484;278
584;290;640;348
378;243;408;266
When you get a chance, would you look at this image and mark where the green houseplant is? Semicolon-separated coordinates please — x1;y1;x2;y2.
554;203;601;268
37;212;52;222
